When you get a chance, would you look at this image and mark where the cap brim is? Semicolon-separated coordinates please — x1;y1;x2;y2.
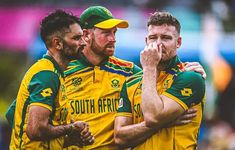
94;18;129;29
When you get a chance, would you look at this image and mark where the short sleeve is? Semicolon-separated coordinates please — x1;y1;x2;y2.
132;64;142;75
117;81;132;116
28;71;60;111
163;71;205;110
5;99;16;128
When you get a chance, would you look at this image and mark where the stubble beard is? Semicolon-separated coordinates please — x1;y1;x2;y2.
61;41;80;60
158;53;177;70
90;37;113;57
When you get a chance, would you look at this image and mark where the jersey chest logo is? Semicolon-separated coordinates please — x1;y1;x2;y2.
111;79;120;88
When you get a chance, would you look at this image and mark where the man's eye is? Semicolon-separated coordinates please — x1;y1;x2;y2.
150;38;156;40
149;36;157;40
162;36;172;40
74;36;81;40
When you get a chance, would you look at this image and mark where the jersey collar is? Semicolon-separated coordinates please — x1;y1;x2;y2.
43;54;64;77
164;55;181;72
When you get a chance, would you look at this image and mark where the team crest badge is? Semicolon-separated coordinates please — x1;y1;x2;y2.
111;79;120;88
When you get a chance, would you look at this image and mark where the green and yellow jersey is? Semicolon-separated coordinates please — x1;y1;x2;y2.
117;56;206;150
64;53;141;150
7;55;67;149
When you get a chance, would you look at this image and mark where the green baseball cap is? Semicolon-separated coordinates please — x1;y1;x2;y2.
80;6;129;29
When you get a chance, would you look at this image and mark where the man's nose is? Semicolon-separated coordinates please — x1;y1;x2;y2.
156;38;162;45
109;33;116;42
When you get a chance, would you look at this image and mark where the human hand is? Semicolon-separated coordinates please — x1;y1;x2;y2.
72;120;86;132
67;120;94;147
174;108;197;125
80;123;95;146
184;62;206;79
166;108;197;127
140;42;162;68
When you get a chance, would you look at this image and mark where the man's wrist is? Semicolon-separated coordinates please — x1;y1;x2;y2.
143;67;157;75
65;124;74;136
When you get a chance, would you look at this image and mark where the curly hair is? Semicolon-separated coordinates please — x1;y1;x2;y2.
147;11;181;34
40;9;80;48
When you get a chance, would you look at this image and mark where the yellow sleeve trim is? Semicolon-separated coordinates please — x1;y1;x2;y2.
30;102;52;112
162;92;188;110
115;112;132;118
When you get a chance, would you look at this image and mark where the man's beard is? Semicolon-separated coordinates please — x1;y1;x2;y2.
61;41;82;60
90;37;114;57
91;38;102;56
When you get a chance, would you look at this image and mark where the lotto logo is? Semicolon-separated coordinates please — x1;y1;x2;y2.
40;88;53;97
181;88;192;97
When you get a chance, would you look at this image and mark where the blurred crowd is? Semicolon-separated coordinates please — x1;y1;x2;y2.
1;0;235;149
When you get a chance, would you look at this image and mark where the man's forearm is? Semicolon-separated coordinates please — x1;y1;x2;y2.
141;67;164;127
141;67;186;128
43;123;73;140
115;121;156;148
26;105;75;141
27;122;73;141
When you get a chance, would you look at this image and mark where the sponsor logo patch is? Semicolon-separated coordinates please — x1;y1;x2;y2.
41;88;53;97
181;88;192;96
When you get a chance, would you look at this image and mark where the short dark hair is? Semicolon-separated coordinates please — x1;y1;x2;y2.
147;11;181;34
40;9;80;48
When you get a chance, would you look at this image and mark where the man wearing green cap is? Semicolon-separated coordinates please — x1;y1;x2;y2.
79;6;128;29
64;6;141;150
64;6;206;150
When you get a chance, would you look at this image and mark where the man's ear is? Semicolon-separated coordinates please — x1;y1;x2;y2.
52;36;63;50
176;36;182;48
83;29;90;43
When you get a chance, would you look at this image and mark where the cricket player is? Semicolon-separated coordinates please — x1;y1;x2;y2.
64;6;141;150
64;6;206;150
6;9;94;149
115;11;206;150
